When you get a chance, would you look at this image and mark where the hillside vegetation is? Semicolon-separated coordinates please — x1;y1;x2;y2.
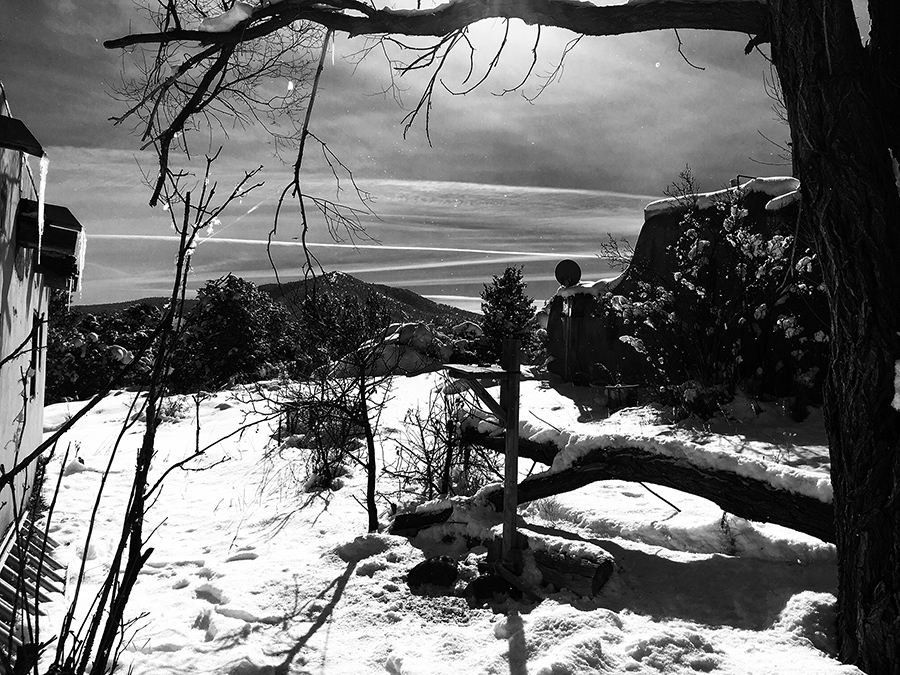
48;272;480;403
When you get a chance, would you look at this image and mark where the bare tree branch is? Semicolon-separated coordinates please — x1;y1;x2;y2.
105;0;767;49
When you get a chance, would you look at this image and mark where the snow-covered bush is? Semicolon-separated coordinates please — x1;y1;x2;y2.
167;274;300;392
594;168;828;411
46;291;159;402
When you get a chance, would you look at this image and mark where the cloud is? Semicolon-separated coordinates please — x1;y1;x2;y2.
4;2;792;309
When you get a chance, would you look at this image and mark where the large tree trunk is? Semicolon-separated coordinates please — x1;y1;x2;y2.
769;0;900;671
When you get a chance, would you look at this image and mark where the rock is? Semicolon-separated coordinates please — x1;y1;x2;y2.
406;556;459;591
462;574;522;609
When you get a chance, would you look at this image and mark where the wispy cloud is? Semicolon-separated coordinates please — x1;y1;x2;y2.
89;233;600;259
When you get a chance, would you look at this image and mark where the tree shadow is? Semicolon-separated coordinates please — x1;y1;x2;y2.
520;521;836;631
270;560;357;675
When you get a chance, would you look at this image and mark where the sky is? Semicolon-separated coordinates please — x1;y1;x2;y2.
0;0;801;312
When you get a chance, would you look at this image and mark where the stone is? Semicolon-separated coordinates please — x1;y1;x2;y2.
406;555;458;591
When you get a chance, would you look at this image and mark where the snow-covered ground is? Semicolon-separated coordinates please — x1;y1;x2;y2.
39;373;862;674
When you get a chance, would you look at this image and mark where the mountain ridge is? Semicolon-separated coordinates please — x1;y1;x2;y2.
72;272;480;325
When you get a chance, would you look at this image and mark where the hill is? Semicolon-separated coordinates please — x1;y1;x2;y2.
73;272;479;325
257;271;479;326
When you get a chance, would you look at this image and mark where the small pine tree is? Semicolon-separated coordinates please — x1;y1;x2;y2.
479;266;536;362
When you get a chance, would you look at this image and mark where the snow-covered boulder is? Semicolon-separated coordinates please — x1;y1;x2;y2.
452;321;482;339
330;321;480;378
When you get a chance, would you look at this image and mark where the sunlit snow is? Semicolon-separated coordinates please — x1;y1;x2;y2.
39;373;858;674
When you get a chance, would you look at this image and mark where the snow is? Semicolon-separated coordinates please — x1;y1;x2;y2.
470;382;832;502
765;189;801;212
38;154;49;261
628;0;764;4
198;2;254;32
644;177;801;216
892;360;900;411
36;373;859;674
555;274;623;300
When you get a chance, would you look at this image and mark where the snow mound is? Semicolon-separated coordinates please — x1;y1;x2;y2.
772;592;838;655
625;628;722;672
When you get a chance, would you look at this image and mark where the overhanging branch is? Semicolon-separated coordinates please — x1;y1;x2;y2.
104;0;768;49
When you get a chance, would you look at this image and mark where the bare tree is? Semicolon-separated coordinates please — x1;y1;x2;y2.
102;1;900;671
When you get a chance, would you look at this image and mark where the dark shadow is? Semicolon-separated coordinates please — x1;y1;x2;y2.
520;521;836;631
271;560;357;675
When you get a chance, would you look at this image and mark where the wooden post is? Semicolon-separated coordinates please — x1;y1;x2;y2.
501;338;521;562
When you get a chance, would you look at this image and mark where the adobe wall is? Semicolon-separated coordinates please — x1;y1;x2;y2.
0;88;48;540
546;179;829;399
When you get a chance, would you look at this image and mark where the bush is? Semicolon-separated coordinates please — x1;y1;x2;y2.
599;167;827;403
167;274;300;392
46;291;159;403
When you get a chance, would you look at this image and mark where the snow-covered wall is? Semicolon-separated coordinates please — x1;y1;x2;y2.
0;86;49;542
545;176;827;397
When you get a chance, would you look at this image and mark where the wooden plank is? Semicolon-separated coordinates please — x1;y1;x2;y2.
464;379;506;425
445;363;509;378
0;565;52;604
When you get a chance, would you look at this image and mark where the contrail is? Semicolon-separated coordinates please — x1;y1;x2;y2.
89;234;599;259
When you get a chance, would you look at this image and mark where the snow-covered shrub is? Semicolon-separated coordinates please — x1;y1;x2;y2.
594;168;828;411
46;291;160;402
167;274;300;392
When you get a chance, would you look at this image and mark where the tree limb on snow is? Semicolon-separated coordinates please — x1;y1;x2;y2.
392;431;835;543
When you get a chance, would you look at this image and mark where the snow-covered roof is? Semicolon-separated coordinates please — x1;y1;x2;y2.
765;189;801;212
644;177;800;216
554;274;623;300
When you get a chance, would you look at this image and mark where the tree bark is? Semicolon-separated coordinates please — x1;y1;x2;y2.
768;0;900;670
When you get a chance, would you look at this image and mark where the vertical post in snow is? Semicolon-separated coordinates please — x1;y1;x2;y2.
501;338;521;562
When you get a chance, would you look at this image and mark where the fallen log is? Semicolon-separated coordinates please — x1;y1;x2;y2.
390;435;835;543
530;546;615;597
390;506;453;537
474;434;835;543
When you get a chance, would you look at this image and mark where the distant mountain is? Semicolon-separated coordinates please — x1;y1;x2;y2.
257;271;479;326
73;295;192;316
73;272;479;326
